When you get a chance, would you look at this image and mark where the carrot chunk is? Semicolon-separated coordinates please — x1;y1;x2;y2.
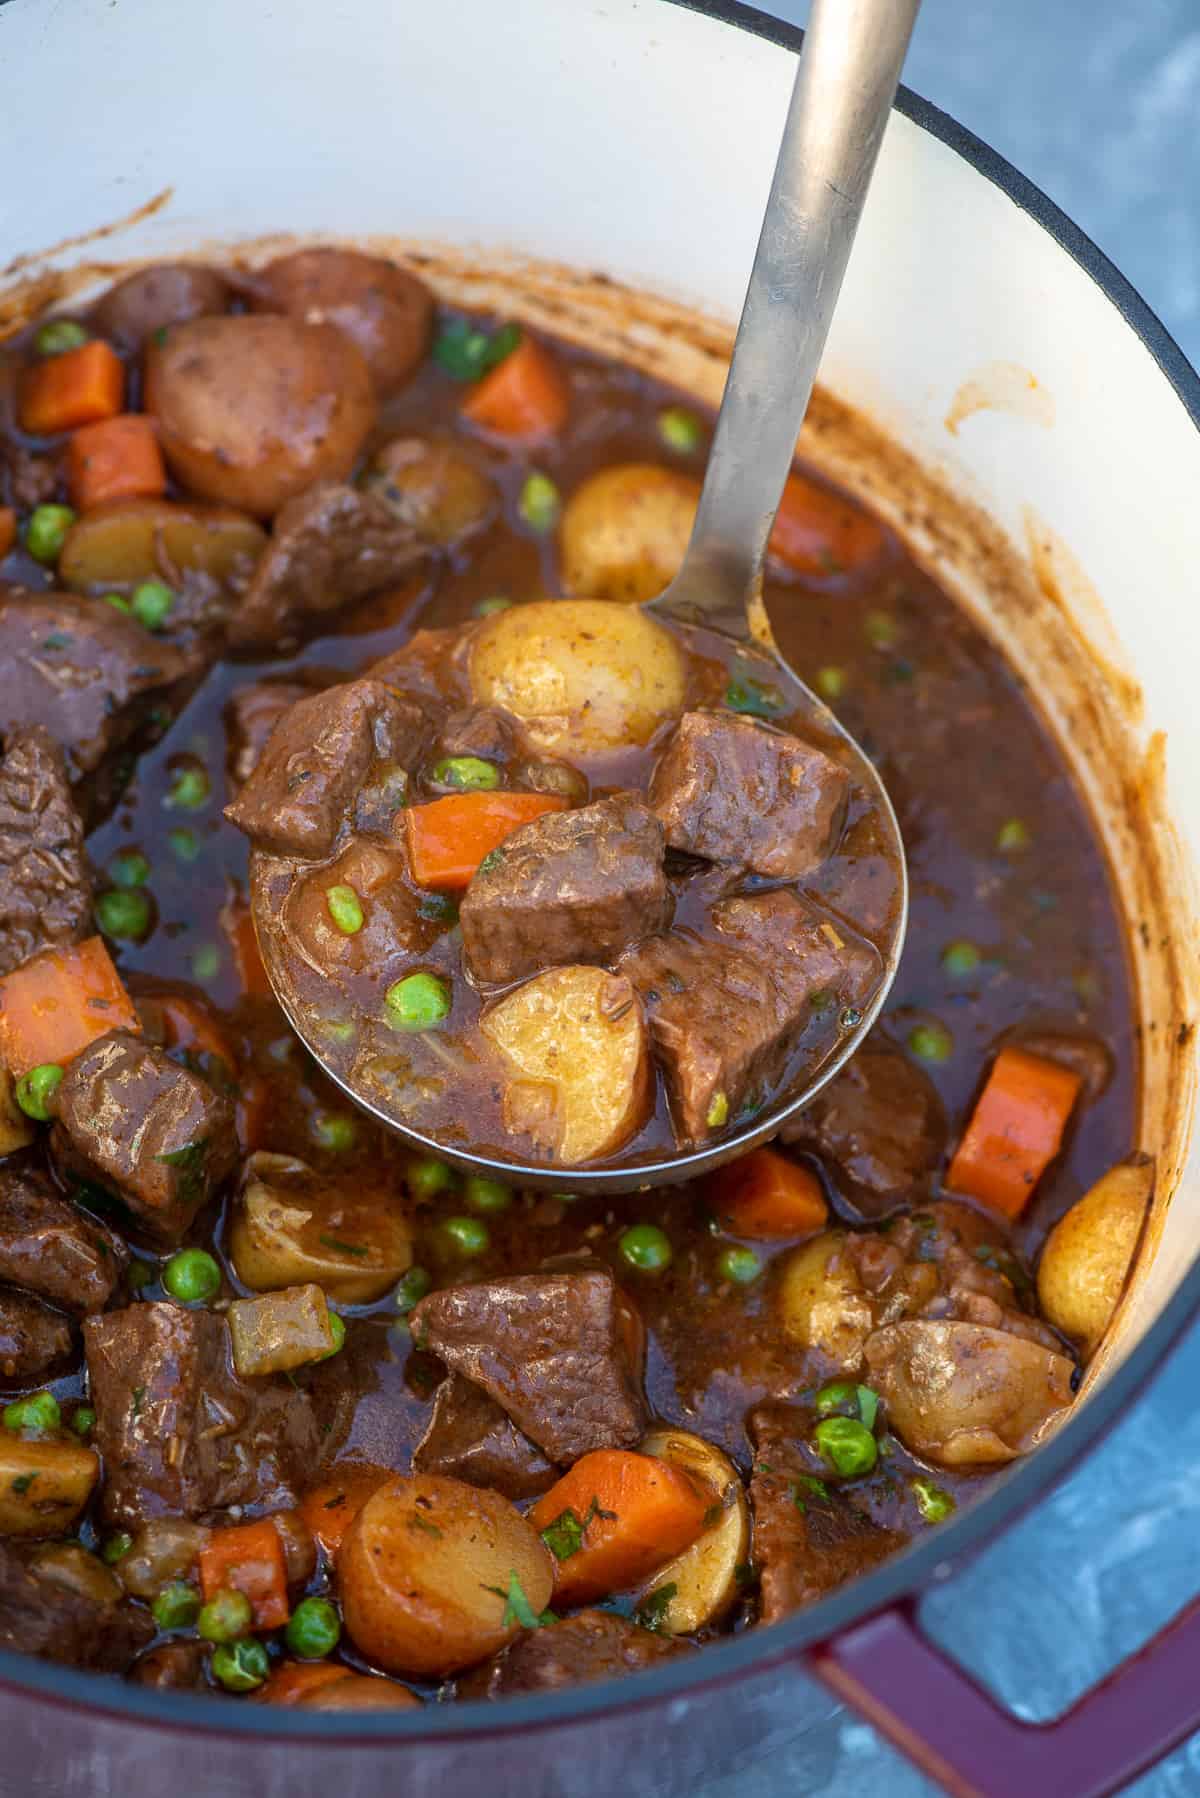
258;1662;354;1706
405;791;567;891
67;414;166;511
461;336;569;440
20;340;125;435
768;471;885;578
529;1448;711;1605
946;1046;1083;1219
0;509;16;559
0;938;140;1076
299;1463;394;1560
708;1147;828;1240
219;891;272;998
199;1516;290;1630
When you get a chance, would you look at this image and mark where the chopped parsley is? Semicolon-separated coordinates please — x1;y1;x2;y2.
131;1387;145;1419
11;1473;36;1495
540;1507;586;1562
484;1570;550;1631
319;1235;369;1258
634;1583;678;1634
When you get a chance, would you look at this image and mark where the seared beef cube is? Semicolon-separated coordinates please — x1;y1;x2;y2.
51;1031;237;1247
649;710;849;878
0;1166;125;1315
460;796;671;987
0;1540;154;1673
131;1639;210;1691
781;1038;946;1214
0;440;56;511
225;678;322;791
435;705;522;766
410;1271;646;1465
224;678;431;859
748;1403;905;1623
412;1373;558;1500
0;726;90;976
459;1610;693;1699
83;1301;320;1527
0;587;190;822
228;482;427;650
0;1291;73;1384
1011;1030;1113;1100
621;890;880;1145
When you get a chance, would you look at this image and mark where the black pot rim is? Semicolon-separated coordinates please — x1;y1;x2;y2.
4;0;1200;1747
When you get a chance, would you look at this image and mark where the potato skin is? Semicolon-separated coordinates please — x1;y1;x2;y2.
559;463;699;604
252;249;433;396
144;314;376;517
59;497;266;592
1036;1156;1153;1359
92;262;231;351
370;437;497;544
469;598;687;757
637;1429;748;1634
339;1474;554;1677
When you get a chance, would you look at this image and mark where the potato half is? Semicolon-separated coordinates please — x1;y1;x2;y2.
1036;1156;1153;1360
636;1429;748;1634
59;498;266;593
776;1230;875;1374
231;1152;412;1304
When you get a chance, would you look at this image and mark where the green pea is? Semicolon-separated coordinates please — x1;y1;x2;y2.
815;1381;860;1418
385;972;451;1032
190;944;220;982
162;1248;221;1304
165;765;211;810
101;1532;134;1565
518;471;560;532
15;1063;63;1121
430;756;500;792
442;1215;490;1256
197;1587;253;1644
152;1580;201;1632
3;1391;60;1435
95;887;152;941
908;1021;953;1064
618;1224;672;1274
131;579;174;632
71;1405;96;1438
864;609;897;649
168;826;201;862
705;1091;729;1130
815;665;847;702
26;504;76;565
285;1595;342;1659
408;1158;458;1202
312;1112;357;1152
417;892;459;925
395;1266;432;1314
102;593;132;614
814;1415;878;1478
325;884;364;935
211;1637;270;1692
717;1245;761;1285
911;1476;956;1524
474;595;513;617
657;406;702;453
34;318;89;358
941;940;982;977
996;817;1031;852
320;1312;347;1358
109;849;151;888
464;1176;512;1215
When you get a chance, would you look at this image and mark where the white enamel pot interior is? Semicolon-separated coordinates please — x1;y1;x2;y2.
1;0;1199;1794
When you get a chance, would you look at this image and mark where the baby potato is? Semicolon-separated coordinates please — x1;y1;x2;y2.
339;1473;554;1677
370;437;497;544
252;248;433;396
863;1320;1075;1467
144;315;376;517
92;262;231;351
1037;1155;1153;1360
469;598;687;757
636;1429;748;1634
559;463;699;604
231;1151;413;1304
481;966;650;1165
777;1230;875;1373
59;497;266;592
0;1435;98;1537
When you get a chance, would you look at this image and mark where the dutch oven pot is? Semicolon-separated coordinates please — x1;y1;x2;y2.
2;0;1200;1793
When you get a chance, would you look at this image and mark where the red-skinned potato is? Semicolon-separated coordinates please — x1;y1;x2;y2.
339;1473;554;1677
144;315;376;517
251;249;433;396
91;263;231;351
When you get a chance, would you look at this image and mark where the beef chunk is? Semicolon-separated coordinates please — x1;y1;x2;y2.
228;482;427;650
410;1271;646;1466
459;1610;693;1699
224;678;431;859
412;1373;558;1500
131;1639;210;1691
435;705;521;766
0;1540;153;1672
649;710;849;878
0;725;90;976
0;440;57;511
0;587;190;819
621;890;880;1146
0;1290;73;1383
1010;1030;1113;1100
83;1301;321;1527
225;679;321;791
0;1165;125;1315
781;1039;946;1215
51;1031;237;1247
460;796;671;987
748;1403;905;1623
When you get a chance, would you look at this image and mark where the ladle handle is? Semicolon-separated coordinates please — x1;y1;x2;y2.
678;0;921;617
